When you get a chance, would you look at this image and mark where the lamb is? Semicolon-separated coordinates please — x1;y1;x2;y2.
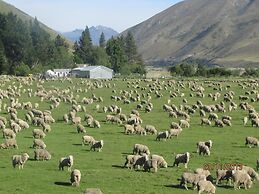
0;138;18;149
77;124;86;133
245;136;259;147
70;169;81;186
179;119;190;128
216;169;234;185
82;135;95;146
180;172;206;190
124;124;135;135
156;131;169;141
2;128;16;139
168;128;182;138
144;125;157;135
201;118;211;126
133;144;150;155
198;144;210;156
32;129;46;139
12;153;30;169
33;139;46;149
197;180;216;194
233;170;252;190
173;152;190;168
90;140;104;152
59;155;74;171
34;149;51;160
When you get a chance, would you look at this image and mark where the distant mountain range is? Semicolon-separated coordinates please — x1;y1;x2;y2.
124;0;259;67
62;26;119;45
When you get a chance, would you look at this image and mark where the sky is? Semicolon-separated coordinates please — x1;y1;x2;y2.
4;0;182;32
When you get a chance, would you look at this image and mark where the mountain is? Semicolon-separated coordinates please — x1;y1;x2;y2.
123;0;259;67
0;0;71;43
63;26;119;45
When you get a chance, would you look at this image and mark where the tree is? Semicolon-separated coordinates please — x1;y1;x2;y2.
92;46;111;67
99;32;106;48
0;40;7;74
74;26;93;64
124;32;138;63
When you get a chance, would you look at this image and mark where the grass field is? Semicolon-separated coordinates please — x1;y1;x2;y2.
0;77;258;194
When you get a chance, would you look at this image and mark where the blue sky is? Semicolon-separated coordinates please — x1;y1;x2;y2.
4;0;182;32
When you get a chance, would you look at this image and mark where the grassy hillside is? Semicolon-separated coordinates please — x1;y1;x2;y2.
124;0;259;67
0;0;72;45
0;76;258;193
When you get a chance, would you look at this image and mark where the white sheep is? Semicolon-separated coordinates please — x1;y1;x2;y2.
216;169;234;185
12;153;29;169
0;138;18;149
233;170;252;190
59;155;73;171
124;124;135;135
198;144;210;156
2;128;16;139
133;144;150;155
82;135;95;146
70;169;81;186
32;139;46;149
34;149;51;160
32;129;46;139
77;124;86;133
180;172;206;190
197;180;216;194
179;119;190;128
245;136;259;147
168;128;182;138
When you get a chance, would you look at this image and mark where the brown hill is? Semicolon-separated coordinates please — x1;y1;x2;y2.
124;0;259;67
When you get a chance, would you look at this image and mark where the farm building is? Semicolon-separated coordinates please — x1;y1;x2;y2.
53;69;71;77
70;66;113;79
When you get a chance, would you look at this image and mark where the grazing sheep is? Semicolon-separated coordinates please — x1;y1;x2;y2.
63;114;69;123
134;125;146;135
124;154;138;169
2;128;16;139
32;129;46;139
33;139;46;149
42;123;51;133
124;124;135;135
179;119;190;128
82;135;95;146
194;168;213;182
34;149;51;160
0;138;18;149
222;118;232;126
198;144;210;156
168;128;182;138
214;119;224;127
77;124;86;133
90;140;104;152
197;180;216;194
72;116;81;125
12;153;29;169
208;113;218;121
133;154;149;170
70;169;81;186
173;152;190;168
59;155;73;171
245;136;259;147
251;118;259;127
180;172;206;190
0;120;5;129
243;117;248;126
242;166;259;180
0;116;7;125
233;170;252;190
149;154;167;172
201;118;211;126
197;140;213;153
144;125;157;135
11;122;22;133
93;120;101;128
156;131;169;141
133;144;150;155
170;122;181;129
216;170;234;185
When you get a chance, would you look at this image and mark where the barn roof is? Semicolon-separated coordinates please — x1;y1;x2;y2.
72;66;113;72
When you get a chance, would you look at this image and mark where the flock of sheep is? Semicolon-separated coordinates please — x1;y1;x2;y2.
0;75;259;193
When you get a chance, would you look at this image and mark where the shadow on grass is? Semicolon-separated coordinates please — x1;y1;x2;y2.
54;182;71;186
112;164;125;169
232;145;246;148
164;184;181;189
216;184;232;189
121;152;133;155
69;132;77;134
72;143;82;146
24;136;32;139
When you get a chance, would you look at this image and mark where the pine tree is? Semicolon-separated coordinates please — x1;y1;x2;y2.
99;32;106;48
124;32;138;63
0;40;7;74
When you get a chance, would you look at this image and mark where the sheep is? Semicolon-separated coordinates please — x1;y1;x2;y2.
11;122;22;133
93;120;101;128
242;166;259;180
173;152;190;168
200;118;211;126
0;138;18;149
17;120;29;129
0;120;5;129
124;124;135;135
32;129;46;139
197;180;216;194
222;118;232;126
169;111;177;118
33;139;46;149
77;124;86;133
245;136;259;147
63;114;69;123
196;140;213;153
134;124;146;135
82;135;95;146
214;119;224;127
168;128;182;138
156;131;169;141
179;119;190;128
208;113;218;121
2;128;16;139
243;117;248;126
170;122;181;129
216;170;234;185
124;154;137;169
180;172;206;190
133;154;149;170
12;153;29;169
133;144;150;155
251;118;259;127
90;140;104;152
42;123;51;133
149;154;167;172
198;144;210;156
144;125;157;135
34;149;51;160
0;116;7;125
233;170;252;190
70;169;81;186
194;168;213;182
72;116;81;125
59;155;73;171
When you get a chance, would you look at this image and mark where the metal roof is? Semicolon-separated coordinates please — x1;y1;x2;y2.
72;66;113;72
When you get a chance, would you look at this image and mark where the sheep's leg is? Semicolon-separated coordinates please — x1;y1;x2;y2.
184;183;188;190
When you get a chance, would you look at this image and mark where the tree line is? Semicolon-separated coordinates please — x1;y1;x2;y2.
169;63;259;77
0;12;145;76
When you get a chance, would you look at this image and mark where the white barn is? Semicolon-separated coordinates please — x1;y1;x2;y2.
70;66;113;79
53;69;71;77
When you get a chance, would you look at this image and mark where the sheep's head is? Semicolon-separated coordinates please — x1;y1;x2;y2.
0;143;6;149
23;153;30;160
